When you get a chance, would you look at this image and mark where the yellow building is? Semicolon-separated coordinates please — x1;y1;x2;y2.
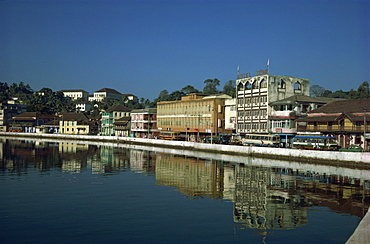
157;94;232;140
59;112;90;135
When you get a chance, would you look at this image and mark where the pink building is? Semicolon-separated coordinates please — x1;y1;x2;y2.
130;108;158;138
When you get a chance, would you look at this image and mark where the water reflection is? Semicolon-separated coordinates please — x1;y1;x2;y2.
1;138;370;232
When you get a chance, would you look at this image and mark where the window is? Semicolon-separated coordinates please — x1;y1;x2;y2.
278;80;286;89
237;83;244;91
252;81;258;89
294;81;301;90
260;79;267;88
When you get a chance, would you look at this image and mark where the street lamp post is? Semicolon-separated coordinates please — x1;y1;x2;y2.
185;107;188;141
364;106;367;151
197;113;200;142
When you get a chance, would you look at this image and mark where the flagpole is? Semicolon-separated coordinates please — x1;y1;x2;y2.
267;59;270;74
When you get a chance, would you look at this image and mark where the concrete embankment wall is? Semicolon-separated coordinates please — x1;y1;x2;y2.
346;207;370;244
1;132;370;164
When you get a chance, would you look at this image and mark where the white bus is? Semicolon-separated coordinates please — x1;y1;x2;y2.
292;135;339;150
241;134;280;147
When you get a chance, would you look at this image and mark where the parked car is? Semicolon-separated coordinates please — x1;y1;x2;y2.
339;145;363;152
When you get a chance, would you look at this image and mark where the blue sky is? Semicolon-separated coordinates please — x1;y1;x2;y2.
1;0;369;100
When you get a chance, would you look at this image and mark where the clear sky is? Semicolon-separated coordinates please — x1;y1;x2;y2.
1;0;369;100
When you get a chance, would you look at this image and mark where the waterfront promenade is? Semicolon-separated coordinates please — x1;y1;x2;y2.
1;132;369;164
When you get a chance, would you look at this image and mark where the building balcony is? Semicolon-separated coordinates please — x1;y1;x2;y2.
237;90;251;95
297;125;370;133
132;120;157;123
270;111;293;117
270;127;297;134
131;128;158;132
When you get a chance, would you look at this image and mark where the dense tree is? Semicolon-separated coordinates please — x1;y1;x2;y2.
144;99;151;108
139;97;152;108
327;89;349;99
17;82;33;94
357;81;370;98
24;88;73;114
0;82;9;92
180;85;199;95
318;82;370;99
310;85;326;97
203;78;220;95
124;99;144;109
168;90;185;101
100;97;117;111
0;82;10;102
322;89;332;97
223;80;236;98
158;90;169;102
148;90;167;108
0;81;33;103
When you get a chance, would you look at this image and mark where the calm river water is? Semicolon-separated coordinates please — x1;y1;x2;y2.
1;138;370;243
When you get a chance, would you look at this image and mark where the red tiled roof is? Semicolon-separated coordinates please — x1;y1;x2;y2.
308;98;370;114
60;89;88;93
95;88;122;95
58;112;88;121
13;112;57;120
106;104;131;113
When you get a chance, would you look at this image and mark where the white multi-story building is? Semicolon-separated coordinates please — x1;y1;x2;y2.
269;95;341;134
89;88;123;102
236;74;310;135
60;89;89;101
224;98;236;132
122;94;139;103
75;101;92;112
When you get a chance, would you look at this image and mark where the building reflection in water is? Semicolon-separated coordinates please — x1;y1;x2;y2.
153;153;370;230
59;142;89;173
234;164;308;231
155;154;224;199
130;149;156;174
1;138;370;231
